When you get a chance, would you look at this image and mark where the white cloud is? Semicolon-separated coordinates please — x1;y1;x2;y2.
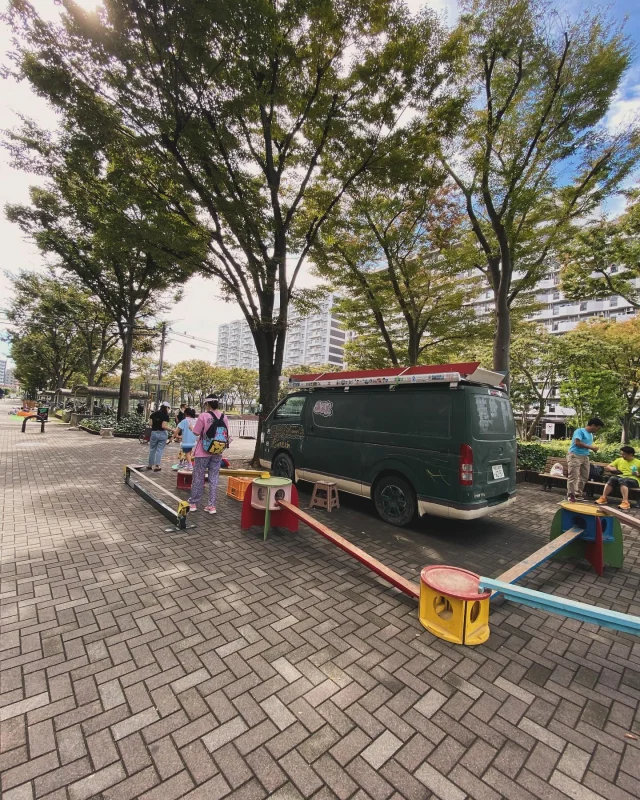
605;65;640;132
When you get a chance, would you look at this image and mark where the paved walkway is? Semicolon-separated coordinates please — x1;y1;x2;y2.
1;405;639;800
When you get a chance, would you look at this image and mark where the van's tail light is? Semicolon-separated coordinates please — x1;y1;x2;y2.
459;444;473;485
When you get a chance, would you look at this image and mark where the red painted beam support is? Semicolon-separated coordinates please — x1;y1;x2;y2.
278;500;420;599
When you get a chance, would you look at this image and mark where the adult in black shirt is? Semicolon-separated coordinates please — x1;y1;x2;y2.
148;401;171;471
175;404;186;424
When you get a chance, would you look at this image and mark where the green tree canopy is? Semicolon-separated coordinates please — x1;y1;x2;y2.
6;0;461;459
167;360;220;408
560;191;640;308
5;122;203;417
439;0;639;376
561;317;640;442
4;270;122;394
313;164;488;367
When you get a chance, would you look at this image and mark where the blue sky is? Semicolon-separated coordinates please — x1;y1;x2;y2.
1;0;639;365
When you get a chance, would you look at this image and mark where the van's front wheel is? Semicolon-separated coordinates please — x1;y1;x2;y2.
272;451;295;480
374;475;416;527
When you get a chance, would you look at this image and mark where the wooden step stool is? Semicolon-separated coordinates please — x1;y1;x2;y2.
309;481;340;512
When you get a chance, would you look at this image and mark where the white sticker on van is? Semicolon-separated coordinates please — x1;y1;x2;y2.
313;400;334;417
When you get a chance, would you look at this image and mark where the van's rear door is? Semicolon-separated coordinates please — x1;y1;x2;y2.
467;389;517;500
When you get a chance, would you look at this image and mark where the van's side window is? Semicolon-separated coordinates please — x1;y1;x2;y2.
311;394;362;429
274;395;306;419
363;393;452;439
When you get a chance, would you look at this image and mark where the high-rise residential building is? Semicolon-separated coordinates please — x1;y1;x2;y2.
472;265;638;332
5;368;19;390
0;359;7;386
472;266;639;432
217;293;348;369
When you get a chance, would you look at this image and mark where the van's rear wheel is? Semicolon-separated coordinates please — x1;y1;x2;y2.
374;475;416;527
272;451;295;480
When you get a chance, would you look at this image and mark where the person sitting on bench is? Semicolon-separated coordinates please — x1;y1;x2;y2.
596;445;640;510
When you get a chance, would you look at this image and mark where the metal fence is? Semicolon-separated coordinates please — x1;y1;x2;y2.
227;418;258;439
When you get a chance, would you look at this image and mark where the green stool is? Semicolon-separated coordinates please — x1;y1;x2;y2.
550;504;624;569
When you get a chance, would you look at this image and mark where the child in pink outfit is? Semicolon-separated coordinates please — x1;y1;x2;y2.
188;397;229;514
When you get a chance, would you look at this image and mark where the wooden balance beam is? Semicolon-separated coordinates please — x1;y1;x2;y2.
479;577;640;635
125;465;194;531
495;526;585;586
277;500;420;599
601;504;640;531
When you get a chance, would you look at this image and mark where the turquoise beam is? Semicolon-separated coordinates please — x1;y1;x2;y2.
478;578;640;636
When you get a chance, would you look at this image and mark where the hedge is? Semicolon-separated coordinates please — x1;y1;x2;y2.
517;440;640;471
79;413;167;436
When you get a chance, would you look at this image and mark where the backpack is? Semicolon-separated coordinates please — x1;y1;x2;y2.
589;464;604;482
201;412;229;454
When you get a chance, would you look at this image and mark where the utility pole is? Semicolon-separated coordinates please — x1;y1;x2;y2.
157;322;167;403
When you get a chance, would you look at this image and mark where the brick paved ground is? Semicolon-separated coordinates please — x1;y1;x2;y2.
1;405;639;800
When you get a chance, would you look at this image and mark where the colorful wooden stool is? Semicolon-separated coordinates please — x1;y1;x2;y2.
241;477;300;539
419;565;490;645
309;481;340;512
550;502;623;573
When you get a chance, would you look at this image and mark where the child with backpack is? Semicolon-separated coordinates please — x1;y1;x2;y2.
171;407;197;470
188;397;230;514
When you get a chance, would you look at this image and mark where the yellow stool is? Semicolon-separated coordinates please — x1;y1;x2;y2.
419;565;490;646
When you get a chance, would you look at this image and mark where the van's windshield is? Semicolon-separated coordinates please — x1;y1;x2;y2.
471;394;515;437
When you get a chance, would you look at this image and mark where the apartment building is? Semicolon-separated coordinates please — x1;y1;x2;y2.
217;294;348;369
473;266;639;432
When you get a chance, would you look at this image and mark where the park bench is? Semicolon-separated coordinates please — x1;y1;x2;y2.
540;455;640;504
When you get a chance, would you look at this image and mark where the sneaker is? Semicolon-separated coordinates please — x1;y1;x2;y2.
184;464;193;471
189;505;197;512
620;501;631;510
146;465;153;470
567;494;576;503
204;506;217;515
595;497;608;505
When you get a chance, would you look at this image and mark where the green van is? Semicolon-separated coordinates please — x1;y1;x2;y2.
259;379;517;526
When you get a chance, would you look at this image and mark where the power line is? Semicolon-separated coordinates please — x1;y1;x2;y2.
169;329;218;347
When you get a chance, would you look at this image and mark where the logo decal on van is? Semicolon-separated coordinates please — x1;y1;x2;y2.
313;400;334;417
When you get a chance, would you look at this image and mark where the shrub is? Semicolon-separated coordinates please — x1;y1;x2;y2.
517;443;565;471
80;413;153;436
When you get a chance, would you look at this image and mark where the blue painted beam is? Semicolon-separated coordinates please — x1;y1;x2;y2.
479;578;640;636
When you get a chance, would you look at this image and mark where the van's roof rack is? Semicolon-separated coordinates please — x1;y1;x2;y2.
288;363;506;390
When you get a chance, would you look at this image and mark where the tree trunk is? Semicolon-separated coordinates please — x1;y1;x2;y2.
525;406;544;441
493;293;511;377
621;412;632;445
253;353;282;466
407;323;419;367
117;325;134;421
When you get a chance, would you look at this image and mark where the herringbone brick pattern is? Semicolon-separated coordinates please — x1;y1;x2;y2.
1;407;639;799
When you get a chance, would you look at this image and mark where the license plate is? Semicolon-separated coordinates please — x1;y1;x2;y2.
492;465;505;480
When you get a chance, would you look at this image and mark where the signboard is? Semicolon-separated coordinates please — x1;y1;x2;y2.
545;423;555;435
37;406;49;421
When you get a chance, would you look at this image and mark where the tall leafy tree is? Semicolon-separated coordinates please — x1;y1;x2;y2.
5;131;202;417
560;191;640;307
168;359;220;408
4;270;121;392
313;173;485;367
509;325;568;440
562;317;640;443
229;368;259;414
439;0;639;376
6;0;459;452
